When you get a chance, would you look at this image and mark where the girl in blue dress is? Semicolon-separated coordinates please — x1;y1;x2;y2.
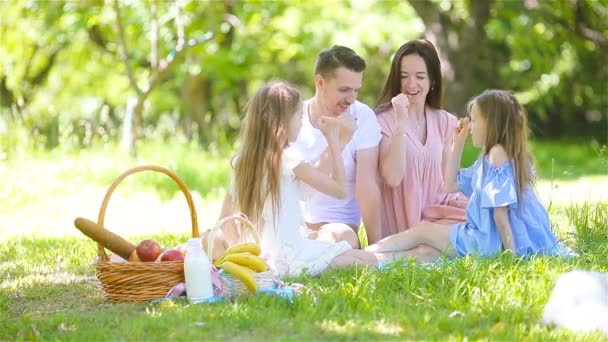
366;89;559;259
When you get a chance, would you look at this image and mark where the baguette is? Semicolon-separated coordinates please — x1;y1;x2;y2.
74;217;136;260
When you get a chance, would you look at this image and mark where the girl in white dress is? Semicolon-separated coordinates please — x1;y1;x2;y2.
220;81;378;276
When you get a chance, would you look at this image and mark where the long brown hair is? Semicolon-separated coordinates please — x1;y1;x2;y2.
233;82;301;227
376;39;443;114
469;90;533;200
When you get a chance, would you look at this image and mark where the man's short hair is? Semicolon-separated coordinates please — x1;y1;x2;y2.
314;45;366;78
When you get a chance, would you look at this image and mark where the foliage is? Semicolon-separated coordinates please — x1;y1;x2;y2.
484;0;608;140
1;0;606;155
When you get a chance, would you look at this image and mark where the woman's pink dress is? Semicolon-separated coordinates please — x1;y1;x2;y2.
377;107;468;237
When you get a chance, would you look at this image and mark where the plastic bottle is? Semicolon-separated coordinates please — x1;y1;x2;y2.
184;237;214;302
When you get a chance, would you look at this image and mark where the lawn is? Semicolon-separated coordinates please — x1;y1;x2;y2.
1;139;607;340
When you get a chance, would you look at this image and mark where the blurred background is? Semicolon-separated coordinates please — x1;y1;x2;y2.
1;0;606;156
0;0;606;239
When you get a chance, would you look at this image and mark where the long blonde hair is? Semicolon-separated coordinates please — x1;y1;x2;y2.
468;89;533;200
233;82;301;226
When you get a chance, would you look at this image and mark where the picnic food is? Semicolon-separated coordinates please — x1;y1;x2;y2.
184;237;214;302
214;242;261;265
220;253;267;272
213;241;268;293
220;261;258;292
84;165;200;302
136;239;162;262
159;249;185;262
206;215;276;296
73;217;136;260
223;242;261;256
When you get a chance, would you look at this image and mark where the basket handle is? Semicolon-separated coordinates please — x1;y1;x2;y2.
206;213;260;261
97;165;199;261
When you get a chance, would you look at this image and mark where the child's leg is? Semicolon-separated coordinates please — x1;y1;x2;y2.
328;249;378;269
376;244;443;263
365;221;455;256
309;223;360;249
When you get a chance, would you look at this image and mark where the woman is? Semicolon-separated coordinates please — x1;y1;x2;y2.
375;39;467;244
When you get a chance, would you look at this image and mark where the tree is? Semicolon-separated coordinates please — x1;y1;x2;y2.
112;0;213;156
2;0;604;154
408;0;494;114
0;1;68;127
408;0;607;141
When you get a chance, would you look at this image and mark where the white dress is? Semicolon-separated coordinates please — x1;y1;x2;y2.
259;145;352;276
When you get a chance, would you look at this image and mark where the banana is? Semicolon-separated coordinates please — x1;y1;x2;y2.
223;242;261;257
221;261;258;293
222;252;267;272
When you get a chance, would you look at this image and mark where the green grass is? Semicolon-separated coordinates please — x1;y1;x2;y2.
1;140;607;340
0;139;232;207
1;202;607;340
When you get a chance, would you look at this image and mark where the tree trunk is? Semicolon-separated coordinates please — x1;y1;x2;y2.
121;96;143;157
182;73;210;143
409;0;494;115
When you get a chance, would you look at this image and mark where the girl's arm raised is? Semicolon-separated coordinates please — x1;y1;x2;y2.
315;113;356;175
444;117;469;193
293;116;347;199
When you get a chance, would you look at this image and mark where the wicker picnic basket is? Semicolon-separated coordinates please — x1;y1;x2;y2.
206;214;276;297
94;165;199;302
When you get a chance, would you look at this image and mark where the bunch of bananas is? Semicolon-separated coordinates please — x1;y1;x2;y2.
214;242;267;293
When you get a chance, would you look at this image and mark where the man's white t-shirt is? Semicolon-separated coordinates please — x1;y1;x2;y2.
291;99;382;226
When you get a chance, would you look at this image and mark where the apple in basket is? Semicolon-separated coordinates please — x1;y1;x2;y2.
159;249;185;262
136;239;162;262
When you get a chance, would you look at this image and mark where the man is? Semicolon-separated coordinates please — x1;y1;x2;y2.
293;45;383;246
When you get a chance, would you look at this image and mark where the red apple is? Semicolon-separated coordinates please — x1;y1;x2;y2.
160;249;185;262
136;239;162;262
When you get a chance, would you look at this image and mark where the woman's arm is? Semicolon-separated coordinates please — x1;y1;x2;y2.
444;118;469;193
379;133;407;187
379;94;409;187
355;146;382;244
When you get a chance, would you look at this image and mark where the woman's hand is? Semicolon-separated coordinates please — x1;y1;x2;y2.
453;117;470;146
391;93;410;132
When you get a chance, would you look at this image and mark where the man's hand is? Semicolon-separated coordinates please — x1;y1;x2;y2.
318;116;340;145
336;113;357;146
